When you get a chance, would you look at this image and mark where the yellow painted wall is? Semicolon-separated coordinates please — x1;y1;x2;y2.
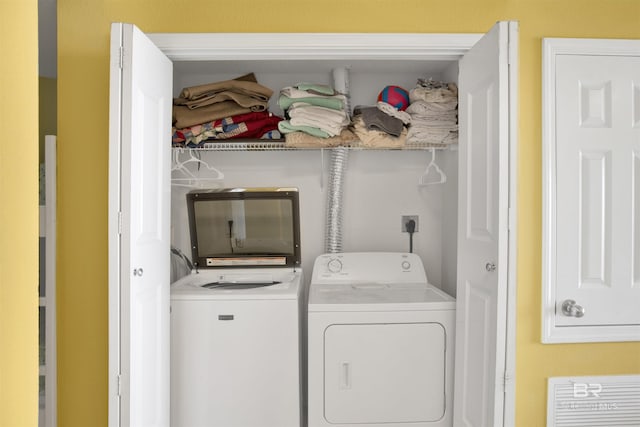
39;78;57;164
56;1;640;426
0;1;39;427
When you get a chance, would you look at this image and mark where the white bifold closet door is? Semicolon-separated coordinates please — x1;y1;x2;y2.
454;21;516;427
108;23;173;427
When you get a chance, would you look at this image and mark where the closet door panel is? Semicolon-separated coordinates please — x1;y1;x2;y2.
454;21;515;427
108;22;173;427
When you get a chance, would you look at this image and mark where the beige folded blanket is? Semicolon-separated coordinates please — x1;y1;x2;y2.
173;101;252;129
175;73;273;110
407;100;458;114
284;128;358;148
407;127;458;145
409;84;458;104
352;116;406;149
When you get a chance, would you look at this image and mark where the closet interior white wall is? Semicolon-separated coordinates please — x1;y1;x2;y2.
108;21;518;427
169;61;461;293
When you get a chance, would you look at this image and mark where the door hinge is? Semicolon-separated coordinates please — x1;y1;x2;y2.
117;211;122;235
117;374;122;396
503;372;513;391
118;46;124;70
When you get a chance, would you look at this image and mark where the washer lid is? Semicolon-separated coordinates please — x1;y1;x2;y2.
186;188;301;270
308;282;455;311
171;268;302;300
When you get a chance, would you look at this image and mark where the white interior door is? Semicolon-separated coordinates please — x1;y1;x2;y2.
454;21;515;427
542;38;640;343
554;50;640;326
108;23;173;427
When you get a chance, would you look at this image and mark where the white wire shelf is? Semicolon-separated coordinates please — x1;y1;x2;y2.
173;140;455;151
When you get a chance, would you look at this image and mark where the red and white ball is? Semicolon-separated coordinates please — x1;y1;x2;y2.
377;85;410;111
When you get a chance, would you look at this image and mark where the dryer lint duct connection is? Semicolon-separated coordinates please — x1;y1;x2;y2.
325;67;351;254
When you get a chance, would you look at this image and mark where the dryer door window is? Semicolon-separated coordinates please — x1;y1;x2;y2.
323;322;446;424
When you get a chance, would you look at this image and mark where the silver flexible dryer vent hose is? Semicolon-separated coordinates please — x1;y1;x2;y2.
325;147;349;253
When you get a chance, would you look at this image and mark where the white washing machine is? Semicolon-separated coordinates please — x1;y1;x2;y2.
307;252;455;427
170;188;304;427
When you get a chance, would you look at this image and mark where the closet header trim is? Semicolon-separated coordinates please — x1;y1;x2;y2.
148;33;482;61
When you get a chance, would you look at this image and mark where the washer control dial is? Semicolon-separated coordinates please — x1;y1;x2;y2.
401;260;411;270
327;258;343;273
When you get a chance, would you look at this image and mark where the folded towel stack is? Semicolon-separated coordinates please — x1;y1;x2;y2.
350;103;410;149
172;73;282;147
278;83;350;139
406;79;459;145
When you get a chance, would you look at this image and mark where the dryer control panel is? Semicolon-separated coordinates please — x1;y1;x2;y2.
311;252;428;284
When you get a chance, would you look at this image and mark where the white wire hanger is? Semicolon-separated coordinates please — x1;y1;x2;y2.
419;148;447;186
171;147;224;188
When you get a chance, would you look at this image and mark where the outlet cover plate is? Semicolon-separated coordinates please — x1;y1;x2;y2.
401;215;419;232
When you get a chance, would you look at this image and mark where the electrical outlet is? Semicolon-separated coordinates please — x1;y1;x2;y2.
401;215;419;232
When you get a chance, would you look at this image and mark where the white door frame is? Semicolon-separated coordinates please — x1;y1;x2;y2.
504;22;519;426
541;37;640;343
108;25;519;427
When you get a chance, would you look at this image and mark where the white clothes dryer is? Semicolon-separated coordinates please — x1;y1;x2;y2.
170;188;304;427
307;252;455;427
